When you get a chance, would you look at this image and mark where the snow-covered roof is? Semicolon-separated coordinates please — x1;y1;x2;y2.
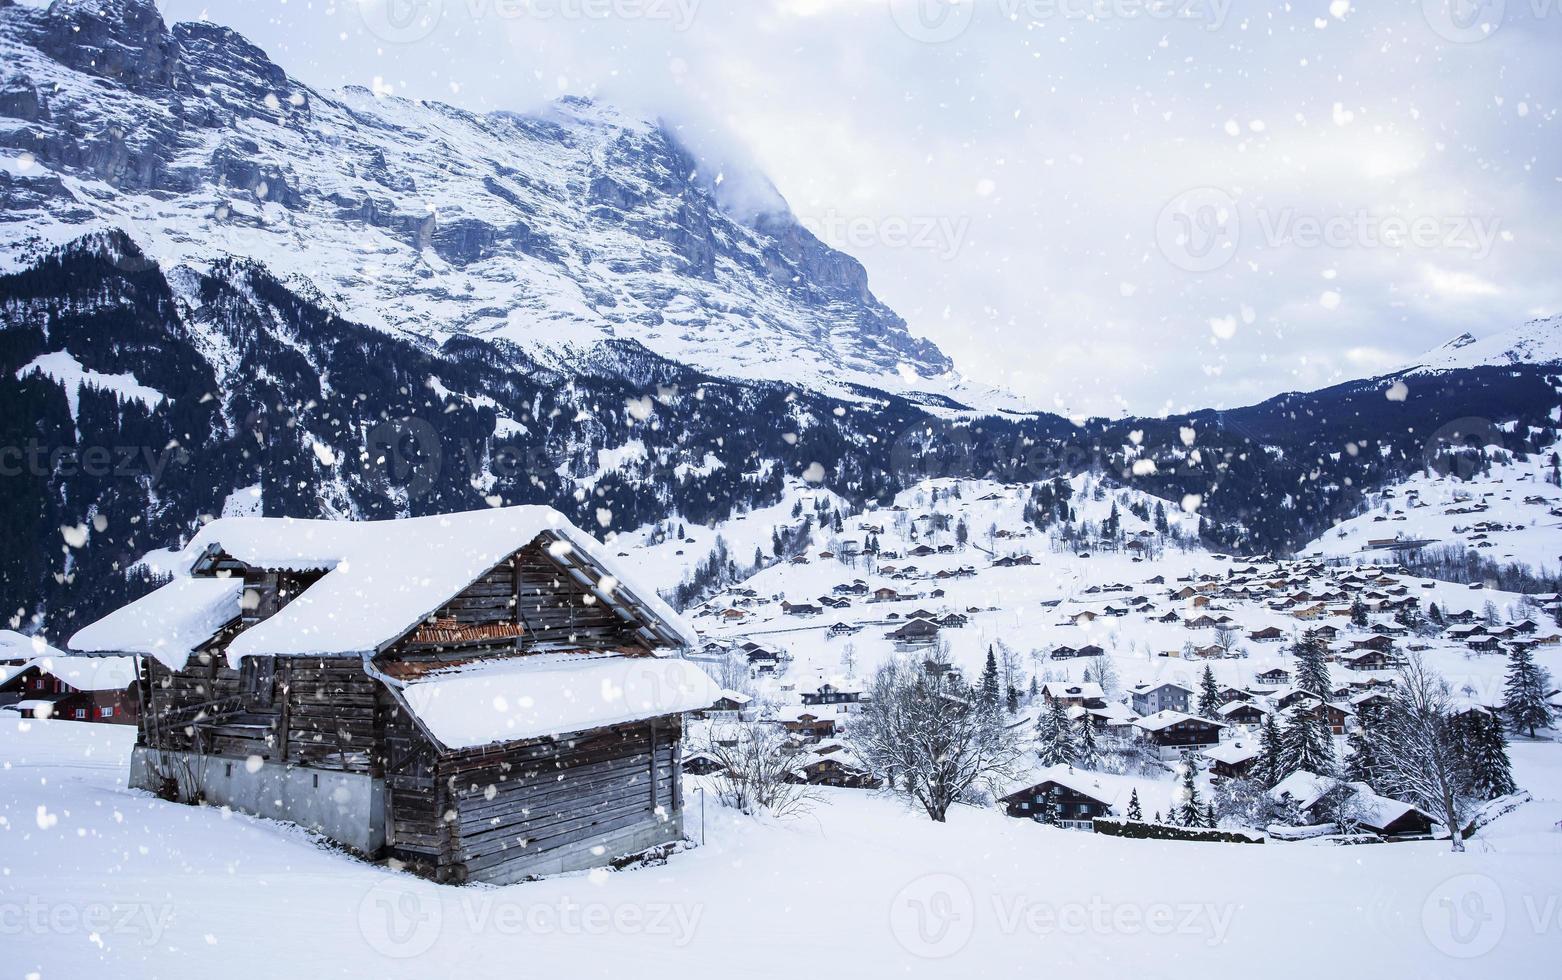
32;655;139;691
1130;681;1194;695
0;629;51;662
1270;769;1432;832
1042;681;1104;700
70;507;696;665
1133;710;1224;733
68;577;243;669
397;652;720;750
1202;741;1260;765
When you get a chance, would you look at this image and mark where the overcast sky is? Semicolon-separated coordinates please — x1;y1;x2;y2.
155;0;1561;418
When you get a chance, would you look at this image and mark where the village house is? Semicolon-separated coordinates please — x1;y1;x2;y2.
66;507;719;885
0;651;141;724
1000;766;1122;830
801;681;864;706
1133;711;1225;758
1129;681;1193;716
886;618;941;650
1270;770;1434;840
1041;682;1106;710
1202;740;1261;779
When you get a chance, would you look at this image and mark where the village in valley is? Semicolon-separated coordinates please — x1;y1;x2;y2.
637;455;1560;847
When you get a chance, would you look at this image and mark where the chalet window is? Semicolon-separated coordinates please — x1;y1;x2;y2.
241;656;277;709
100;706;115;718
74;709;87;719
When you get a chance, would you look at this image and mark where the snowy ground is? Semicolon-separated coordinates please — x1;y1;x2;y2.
2;718;1560;978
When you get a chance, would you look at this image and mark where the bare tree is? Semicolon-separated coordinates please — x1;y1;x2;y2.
706;721;818;818
1213;626;1241;659
853;652;1022;822
1383;651;1478;851
713;650;753;694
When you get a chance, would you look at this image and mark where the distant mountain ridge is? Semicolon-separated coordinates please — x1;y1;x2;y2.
0;0;999;406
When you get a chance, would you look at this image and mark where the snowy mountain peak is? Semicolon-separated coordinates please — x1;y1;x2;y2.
1406;317;1562;374
0;0;974;404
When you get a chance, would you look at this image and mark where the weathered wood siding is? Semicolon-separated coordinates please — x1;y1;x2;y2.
432;716;683;883
141;654;379;773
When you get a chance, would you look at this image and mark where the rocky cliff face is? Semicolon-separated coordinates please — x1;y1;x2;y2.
0;0;956;399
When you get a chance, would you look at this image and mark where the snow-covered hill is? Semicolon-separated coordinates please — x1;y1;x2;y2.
1304;437;1562;577
0;0;1025;409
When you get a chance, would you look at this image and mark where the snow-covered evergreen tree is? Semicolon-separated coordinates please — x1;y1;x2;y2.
1257;714;1285;788
1197;665;1222;720
1293;632;1332;697
1502;644;1554;738
1278;710;1335;780
979;646;1001;711
1344;704;1392;791
1035;699;1078;767
1126;788;1143;821
1459;709;1518;800
1177;754;1203;826
1074;715;1100;770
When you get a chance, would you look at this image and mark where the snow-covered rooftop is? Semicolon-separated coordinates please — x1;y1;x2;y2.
397;652;720;750
68;506;697;665
68;577;243;670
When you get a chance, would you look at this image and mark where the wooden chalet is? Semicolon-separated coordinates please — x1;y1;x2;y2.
1000;766;1120;830
1133;711;1225;758
66;508;718;885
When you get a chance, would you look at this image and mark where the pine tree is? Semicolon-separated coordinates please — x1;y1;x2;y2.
1035;699;1078;767
1006;685;1020;716
1349;597;1368;627
1204;802;1218;830
1502;644;1554;738
1293;632;1332;698
1126;788;1143;822
1344;708;1390;790
1462;710;1518;800
1177;754;1203;826
979;646;1001;710
1257;714;1285;788
1197;665;1222;720
1074;715;1100;770
1278;710;1336;780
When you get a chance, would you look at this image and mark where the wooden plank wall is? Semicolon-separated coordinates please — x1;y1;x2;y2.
432;717;683;883
141;655;379;773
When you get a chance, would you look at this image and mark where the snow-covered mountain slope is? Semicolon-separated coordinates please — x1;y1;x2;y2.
0;0;1024;409
1304;437;1562;577
1406;316;1562;374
